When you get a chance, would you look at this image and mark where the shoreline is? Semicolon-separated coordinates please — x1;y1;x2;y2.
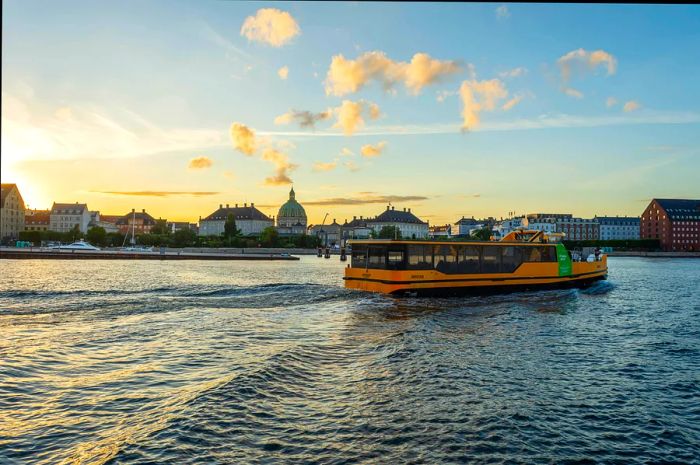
607;251;700;258
0;247;300;261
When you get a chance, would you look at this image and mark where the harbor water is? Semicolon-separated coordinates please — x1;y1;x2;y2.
1;257;699;464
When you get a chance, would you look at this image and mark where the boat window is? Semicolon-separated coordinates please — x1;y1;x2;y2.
541;246;557;262
435;245;459;274
351;245;367;268
387;248;406;270
501;246;522;273
367;246;387;269
458;245;481;273
522;246;557;263
407;245;433;270
482;246;501;273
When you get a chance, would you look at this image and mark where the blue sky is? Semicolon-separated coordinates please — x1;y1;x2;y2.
2;1;699;224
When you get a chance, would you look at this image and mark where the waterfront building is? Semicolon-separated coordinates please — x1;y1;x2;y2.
556;217;600;241
640;199;700;251
115;209;158;235
453;217;483;237
95;215;122;233
526;217;558;234
368;206;429;239
341;217;373;243
199;203;273;236
24;209;51;232
493;217;526;239
277;187;308;235
308;219;341;246
50;202;91;233
595;216;640;240
429;224;452;238
0;184;26;242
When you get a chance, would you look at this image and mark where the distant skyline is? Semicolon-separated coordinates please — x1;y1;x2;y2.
2;1;699;224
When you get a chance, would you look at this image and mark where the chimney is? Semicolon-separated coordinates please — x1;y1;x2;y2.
219;204;222;209
353;216;357;220
226;204;229;208
403;208;406;212
408;208;411;213
251;203;254;207
333;218;336;223
386;205;390;211
132;208;135;213
142;209;145;213
391;206;395;210
235;203;238;208
360;216;363;220
244;203;247;207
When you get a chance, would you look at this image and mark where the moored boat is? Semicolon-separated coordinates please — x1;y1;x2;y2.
344;230;607;296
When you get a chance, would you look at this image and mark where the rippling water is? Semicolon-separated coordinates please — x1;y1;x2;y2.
1;257;699;464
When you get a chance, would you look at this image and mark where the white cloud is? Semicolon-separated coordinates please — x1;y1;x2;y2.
496;5;510;19
606;97;618;108
498;67;527;78
562;87;584;99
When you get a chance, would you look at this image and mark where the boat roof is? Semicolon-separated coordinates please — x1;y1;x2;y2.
348;239;556;247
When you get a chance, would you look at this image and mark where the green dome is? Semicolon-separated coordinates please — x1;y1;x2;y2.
278;187;307;220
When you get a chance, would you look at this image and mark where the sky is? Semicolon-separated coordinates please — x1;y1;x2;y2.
2;1;699;225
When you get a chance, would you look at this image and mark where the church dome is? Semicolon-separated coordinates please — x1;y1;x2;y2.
277;187;307;227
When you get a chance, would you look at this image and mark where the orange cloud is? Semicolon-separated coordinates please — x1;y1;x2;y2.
188;156;213;169
332;100;380;135
325;51;461;96
502;95;523;111
606;97;618;108
313;160;338;172
262;148;298;186
558;48;617;82
459;79;508;130
361;141;387;158
623;100;641;112
240;8;300;47
278;66;289;80
230;123;257;155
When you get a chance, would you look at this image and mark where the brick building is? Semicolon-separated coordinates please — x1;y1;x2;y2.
0;183;26;241
25;209;51;231
556;217;599;241
640;199;700;251
115;209;158;235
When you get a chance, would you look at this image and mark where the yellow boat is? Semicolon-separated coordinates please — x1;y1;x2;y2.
344;230;607;296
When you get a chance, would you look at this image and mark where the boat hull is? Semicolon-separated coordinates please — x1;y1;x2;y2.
344;259;608;296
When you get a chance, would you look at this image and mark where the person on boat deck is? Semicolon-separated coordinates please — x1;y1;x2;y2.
594;247;601;261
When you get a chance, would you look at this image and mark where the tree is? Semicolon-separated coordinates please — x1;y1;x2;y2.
259;227;279;247
86;226;107;246
150;219;170;235
224;214;241;238
63;224;83;243
378;225;402;239
472;227;492;241
172;228;197;247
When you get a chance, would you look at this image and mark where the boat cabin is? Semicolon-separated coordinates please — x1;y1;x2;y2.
349;240;558;274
